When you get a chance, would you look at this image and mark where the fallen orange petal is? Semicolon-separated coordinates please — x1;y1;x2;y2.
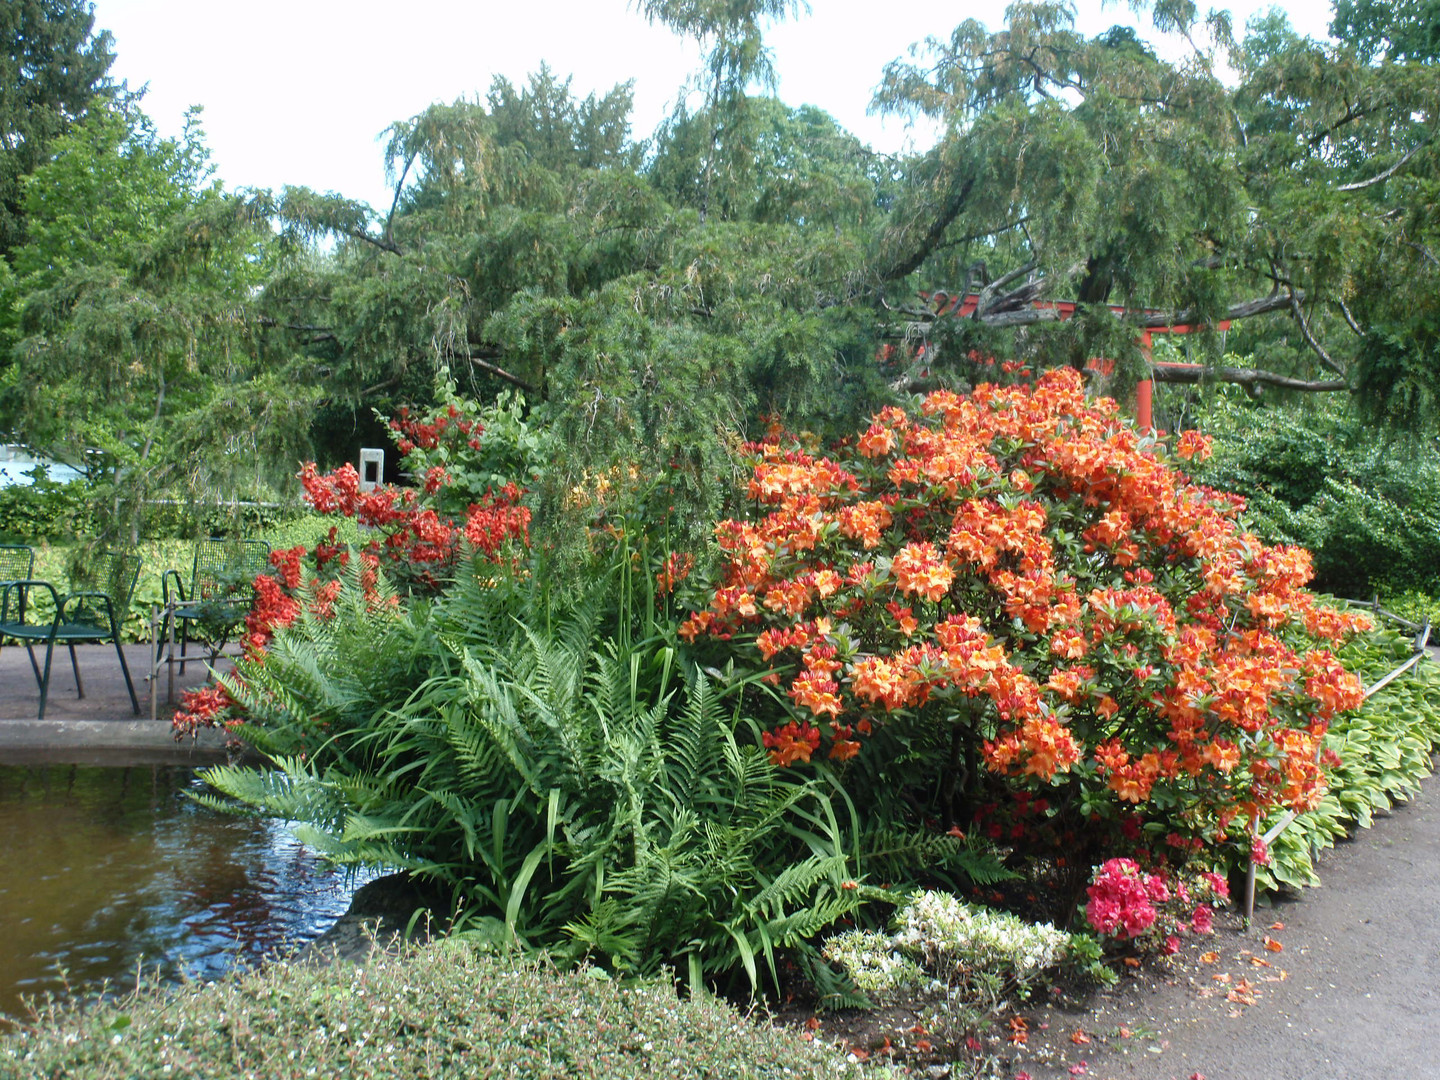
1071;1030;1092;1045
1264;937;1284;952
1123;956;1141;968
1199;951;1220;964
1269;921;1285;931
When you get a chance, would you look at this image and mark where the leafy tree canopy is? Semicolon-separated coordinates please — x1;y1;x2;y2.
1331;0;1440;64
6;0;1440;542
1;99;314;541
0;0;114;259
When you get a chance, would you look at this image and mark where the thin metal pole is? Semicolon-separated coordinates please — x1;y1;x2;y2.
166;601;176;704
149;604;158;722
1244;811;1258;928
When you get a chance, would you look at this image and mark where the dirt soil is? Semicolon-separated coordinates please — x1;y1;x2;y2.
794;768;1440;1080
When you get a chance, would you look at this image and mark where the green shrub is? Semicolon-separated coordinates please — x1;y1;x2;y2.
0;473;91;543
1185;389;1440;598
1;941;873;1079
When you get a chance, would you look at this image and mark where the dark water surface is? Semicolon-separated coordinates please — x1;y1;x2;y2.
0;764;361;1022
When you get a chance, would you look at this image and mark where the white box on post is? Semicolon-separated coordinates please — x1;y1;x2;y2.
359;448;384;491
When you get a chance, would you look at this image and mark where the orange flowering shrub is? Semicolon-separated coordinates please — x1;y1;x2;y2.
680;368;1371;862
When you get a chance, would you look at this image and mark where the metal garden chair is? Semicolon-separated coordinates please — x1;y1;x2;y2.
0;544;32;585
161;538;271;675
0;544;34;656
0;549;141;719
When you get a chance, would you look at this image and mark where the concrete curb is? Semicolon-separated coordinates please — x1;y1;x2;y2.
0;720;233;764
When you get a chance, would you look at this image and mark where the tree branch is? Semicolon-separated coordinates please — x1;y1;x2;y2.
361;376;402;397
1153;364;1348;393
1289;289;1347;378
1309;99;1382;146
457;355;538;395
975;305;1064;328
1337;136;1431;192
1140;291;1294;328
1407;241;1440;269
879;174;978;282
348;228;403;256
1334;297;1365;337
976;260;1038;316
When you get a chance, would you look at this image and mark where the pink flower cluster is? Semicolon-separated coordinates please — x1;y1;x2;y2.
1084;858;1228;955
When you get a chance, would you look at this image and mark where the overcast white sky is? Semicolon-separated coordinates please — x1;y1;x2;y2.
89;1;1336;212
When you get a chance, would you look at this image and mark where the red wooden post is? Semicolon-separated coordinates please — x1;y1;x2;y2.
1137;330;1154;430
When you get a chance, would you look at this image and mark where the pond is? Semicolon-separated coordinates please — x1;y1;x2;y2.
0;763;364;1023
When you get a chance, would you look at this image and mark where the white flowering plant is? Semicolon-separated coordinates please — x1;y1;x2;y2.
823;889;1111;1010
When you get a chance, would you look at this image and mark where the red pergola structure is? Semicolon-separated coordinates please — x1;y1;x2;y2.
921;291;1227;431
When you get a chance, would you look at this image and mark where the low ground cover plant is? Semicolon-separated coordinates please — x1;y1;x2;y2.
0;941;874;1079
1251;623;1440;893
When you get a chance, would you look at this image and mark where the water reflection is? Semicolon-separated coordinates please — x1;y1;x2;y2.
0;765;365;1021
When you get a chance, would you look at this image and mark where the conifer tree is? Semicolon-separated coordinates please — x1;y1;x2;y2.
0;0;114;259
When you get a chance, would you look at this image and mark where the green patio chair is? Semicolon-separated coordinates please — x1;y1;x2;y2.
0;544;32;584
161;538;271;673
0;549;141;719
0;544;34;655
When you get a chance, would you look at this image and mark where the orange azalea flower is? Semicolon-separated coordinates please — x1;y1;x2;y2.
762;721;821;767
678;610;717;642
894;542;954;602
1175;429;1213;461
858;422;897;458
886;602;919;636
1094;738;1129;773
789;669;845;718
1046;667;1086;702
812;568;843;597
1109;765;1153;803
1050;627;1088;659
837;502;893;548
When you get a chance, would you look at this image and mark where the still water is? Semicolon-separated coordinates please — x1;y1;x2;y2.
0;764;363;1022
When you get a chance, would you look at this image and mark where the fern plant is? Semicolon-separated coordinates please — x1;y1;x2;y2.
200;547;878;992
